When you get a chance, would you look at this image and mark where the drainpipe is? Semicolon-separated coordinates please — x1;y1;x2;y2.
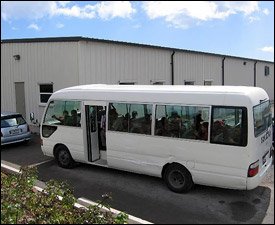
222;57;226;85
254;61;258;87
171;51;175;85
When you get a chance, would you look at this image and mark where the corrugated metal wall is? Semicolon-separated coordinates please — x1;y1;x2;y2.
224;58;254;86
1;44;15;112
1;42;79;123
174;53;222;85
255;62;274;102
78;41;171;85
1;40;274;124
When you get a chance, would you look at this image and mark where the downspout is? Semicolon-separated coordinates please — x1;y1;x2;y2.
254;61;258;87
171;51;175;85
222;57;226;85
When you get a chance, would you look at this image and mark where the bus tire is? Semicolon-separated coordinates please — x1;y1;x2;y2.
164;163;194;193
55;145;75;169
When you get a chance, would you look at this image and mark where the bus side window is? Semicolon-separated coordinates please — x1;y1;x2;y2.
210;107;247;146
108;102;153;135
44;100;81;127
129;103;152;135
108;103;128;132
155;105;210;140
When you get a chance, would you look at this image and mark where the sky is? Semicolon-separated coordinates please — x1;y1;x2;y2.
1;1;274;62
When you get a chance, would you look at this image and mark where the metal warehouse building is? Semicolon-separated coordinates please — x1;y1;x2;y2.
1;36;274;124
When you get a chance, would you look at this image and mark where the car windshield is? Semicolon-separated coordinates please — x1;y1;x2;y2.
1;115;26;128
253;100;272;137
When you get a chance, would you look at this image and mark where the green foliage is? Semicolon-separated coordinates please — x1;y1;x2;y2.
1;167;128;224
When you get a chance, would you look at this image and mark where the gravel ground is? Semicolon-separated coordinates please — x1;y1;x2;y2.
261;153;274;224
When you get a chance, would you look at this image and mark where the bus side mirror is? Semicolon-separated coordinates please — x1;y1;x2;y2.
30;112;35;122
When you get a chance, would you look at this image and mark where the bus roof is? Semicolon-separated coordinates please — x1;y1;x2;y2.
51;84;268;107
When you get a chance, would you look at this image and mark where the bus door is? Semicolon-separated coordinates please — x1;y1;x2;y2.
84;101;106;162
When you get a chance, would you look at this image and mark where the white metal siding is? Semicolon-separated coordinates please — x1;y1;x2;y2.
256;62;274;102
78;41;171;85
224;58;254;86
1;39;274;125
174;52;222;85
1;42;79;123
1;43;16;112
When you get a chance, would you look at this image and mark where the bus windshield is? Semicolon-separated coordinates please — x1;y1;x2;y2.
253;100;272;137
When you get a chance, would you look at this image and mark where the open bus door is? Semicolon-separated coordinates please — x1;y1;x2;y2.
84;101;106;162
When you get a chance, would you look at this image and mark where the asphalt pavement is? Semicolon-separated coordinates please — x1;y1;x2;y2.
1;133;274;224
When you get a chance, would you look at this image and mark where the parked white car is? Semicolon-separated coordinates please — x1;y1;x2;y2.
1;112;31;145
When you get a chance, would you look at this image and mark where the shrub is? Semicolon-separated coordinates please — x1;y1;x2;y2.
1;167;128;224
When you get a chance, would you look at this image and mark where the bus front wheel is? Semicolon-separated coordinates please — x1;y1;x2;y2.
164;163;194;193
55;145;75;169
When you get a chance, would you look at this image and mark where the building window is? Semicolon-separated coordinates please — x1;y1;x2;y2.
119;81;136;85
204;80;213;86
264;66;270;76
151;80;165;85
40;84;53;104
184;81;195;85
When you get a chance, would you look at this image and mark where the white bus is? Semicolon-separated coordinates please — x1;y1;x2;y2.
40;84;273;193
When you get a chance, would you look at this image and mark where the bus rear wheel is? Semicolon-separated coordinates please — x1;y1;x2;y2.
55;145;75;168
164;163;194;193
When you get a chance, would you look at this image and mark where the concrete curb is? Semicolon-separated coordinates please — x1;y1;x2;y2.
1;160;21;174
78;198;152;224
1;160;152;224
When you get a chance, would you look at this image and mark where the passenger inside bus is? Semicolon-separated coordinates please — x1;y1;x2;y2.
52;110;69;125
112;115;128;132
130;111;139;133
131;111;138;120
198;122;209;140
212;121;241;145
224;125;241;145
155;117;169;136
195;112;204;132
109;105;118;129
212;120;225;142
142;113;152;135
67;109;78;126
168;111;181;138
